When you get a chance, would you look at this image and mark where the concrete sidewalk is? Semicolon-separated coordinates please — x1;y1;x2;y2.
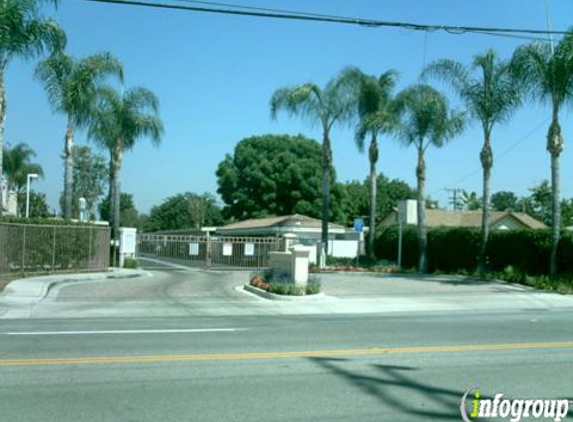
0;269;151;305
2;269;573;319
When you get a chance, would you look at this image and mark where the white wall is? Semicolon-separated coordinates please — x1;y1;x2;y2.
328;240;359;258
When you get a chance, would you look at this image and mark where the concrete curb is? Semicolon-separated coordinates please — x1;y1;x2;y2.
0;269;152;305
243;284;326;302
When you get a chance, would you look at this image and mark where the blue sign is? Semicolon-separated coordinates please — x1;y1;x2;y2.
353;218;364;233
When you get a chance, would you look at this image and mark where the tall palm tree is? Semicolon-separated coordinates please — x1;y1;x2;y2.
512;33;573;278
395;84;465;273
350;67;399;258
36;50;123;220
423;50;522;276
0;0;65;215
270;70;357;253
88;86;164;260
3;142;44;193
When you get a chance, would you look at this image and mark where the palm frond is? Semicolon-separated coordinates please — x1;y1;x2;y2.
270;83;322;124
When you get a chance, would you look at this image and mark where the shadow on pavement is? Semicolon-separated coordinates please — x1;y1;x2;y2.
309;357;467;420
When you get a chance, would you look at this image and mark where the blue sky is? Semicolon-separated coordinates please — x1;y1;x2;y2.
5;0;573;215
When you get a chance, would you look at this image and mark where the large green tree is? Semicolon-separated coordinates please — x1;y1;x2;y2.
395;84;465;273
18;190;49;218
423;49;522;276
0;0;65;215
58;145;107;219
89;86;164;259
512;33;573;277
36;50;123;220
217;134;332;221
99;192;139;228
144;192;223;232
491;191;518;212
335;175;414;227
270;70;357;252
347;67;400;257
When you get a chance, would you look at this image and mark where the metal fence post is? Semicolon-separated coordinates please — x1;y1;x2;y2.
88;227;93;270
206;231;212;270
51;226;57;272
21;225;26;273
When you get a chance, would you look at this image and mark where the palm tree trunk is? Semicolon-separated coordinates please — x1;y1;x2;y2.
416;145;427;274
547;110;564;279
63;118;74;220
321;130;332;255
112;144;123;267
0;62;6;217
368;134;378;259
478;133;493;277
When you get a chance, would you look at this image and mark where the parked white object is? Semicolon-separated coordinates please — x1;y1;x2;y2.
119;227;137;267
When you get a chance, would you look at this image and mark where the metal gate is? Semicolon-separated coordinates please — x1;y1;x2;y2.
136;234;282;270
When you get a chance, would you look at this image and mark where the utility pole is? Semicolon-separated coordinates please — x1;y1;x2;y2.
446;188;463;210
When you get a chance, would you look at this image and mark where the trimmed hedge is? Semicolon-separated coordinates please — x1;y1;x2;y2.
376;225;573;276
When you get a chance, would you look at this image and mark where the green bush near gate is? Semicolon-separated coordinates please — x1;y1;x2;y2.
123;258;138;269
375;225;573;276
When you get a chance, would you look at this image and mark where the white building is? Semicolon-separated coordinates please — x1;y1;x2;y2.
0;176;17;216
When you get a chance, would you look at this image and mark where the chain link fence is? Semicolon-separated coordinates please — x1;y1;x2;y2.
0;223;110;275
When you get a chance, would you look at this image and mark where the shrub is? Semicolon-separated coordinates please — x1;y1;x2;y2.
305;281;321;295
427;227;481;273
375;225;418;269
123;258;138;269
376;225;573;276
267;282;305;296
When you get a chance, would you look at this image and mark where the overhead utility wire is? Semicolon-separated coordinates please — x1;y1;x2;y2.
72;0;573;38
430;119;549;195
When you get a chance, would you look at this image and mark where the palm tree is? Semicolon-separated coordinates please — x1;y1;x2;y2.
3;142;44;192
88;86;164;261
395;84;465;273
270;70;357;253
350;67;399;258
3;142;44;215
511;33;573;278
0;0;65;215
36;50;123;220
423;50;522;276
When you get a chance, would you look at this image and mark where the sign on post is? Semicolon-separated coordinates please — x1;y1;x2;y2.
353;218;364;233
244;243;255;256
189;243;199;256
223;243;233;256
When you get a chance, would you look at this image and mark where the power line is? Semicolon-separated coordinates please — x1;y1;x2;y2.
70;0;573;39
430;118;549;195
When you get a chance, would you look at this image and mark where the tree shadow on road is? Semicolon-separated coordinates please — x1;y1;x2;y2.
308;357;470;420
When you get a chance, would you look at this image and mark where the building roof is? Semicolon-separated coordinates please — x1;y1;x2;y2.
219;214;346;232
383;209;547;230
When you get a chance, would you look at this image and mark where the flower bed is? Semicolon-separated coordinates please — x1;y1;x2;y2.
249;270;321;296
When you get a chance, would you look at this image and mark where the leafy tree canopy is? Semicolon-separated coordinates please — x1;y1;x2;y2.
334;175;415;227
216;134;336;221
58;145;107;219
18;190;50;218
99;193;139;228
491;191;518;211
144;192;223;233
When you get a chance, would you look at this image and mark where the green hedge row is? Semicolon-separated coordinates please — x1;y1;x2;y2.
376;225;573;275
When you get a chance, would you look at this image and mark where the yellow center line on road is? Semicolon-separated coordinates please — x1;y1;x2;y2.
1;341;572;367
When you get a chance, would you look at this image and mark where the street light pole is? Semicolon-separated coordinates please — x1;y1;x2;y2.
25;173;39;218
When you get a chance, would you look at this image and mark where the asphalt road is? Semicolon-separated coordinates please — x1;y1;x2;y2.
1;310;573;422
